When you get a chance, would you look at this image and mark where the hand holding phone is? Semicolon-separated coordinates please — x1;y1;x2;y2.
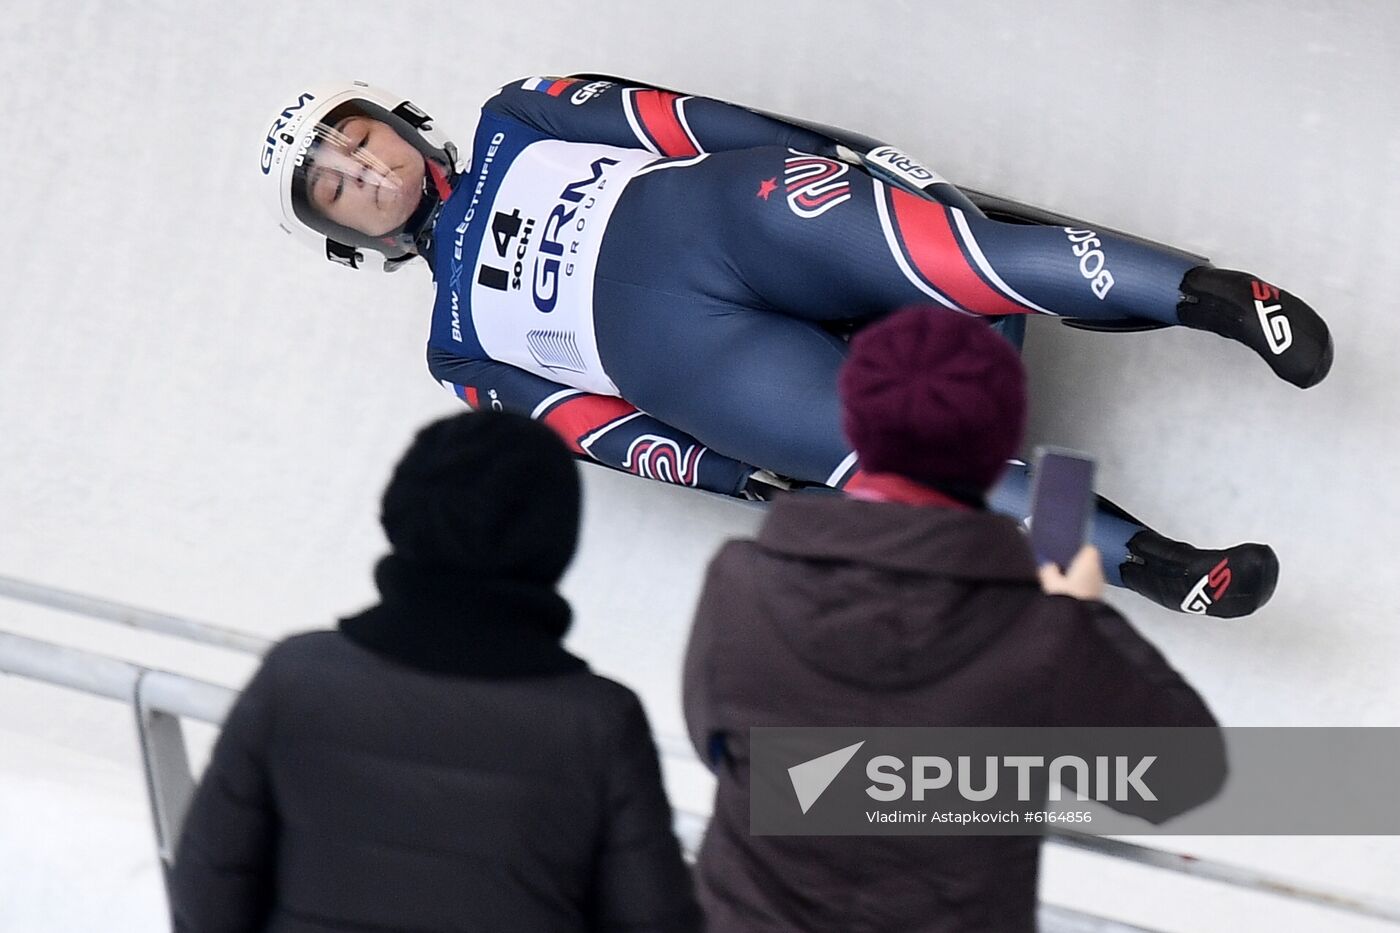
1038;545;1105;600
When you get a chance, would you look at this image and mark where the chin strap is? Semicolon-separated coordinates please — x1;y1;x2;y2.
378;156;459;271
409;156;458;257
425;159;453;200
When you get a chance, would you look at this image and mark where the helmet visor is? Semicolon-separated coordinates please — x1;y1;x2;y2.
292;105;427;240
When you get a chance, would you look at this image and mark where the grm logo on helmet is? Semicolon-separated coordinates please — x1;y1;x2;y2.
261;92;317;175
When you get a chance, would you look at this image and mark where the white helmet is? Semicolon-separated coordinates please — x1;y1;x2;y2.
260;80;464;270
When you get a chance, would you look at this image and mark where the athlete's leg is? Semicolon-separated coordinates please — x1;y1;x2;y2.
690;147;1193;321
692;147;1330;386
953;209;1331;387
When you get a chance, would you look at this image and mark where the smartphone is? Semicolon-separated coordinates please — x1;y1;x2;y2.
1029;446;1096;569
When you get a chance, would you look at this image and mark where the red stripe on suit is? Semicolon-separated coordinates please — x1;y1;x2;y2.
542;395;638;453
633;90;699;157
890;188;1032;316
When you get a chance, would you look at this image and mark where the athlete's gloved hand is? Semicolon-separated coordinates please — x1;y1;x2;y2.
742;469;793;501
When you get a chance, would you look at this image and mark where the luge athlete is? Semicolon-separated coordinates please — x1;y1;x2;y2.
259;76;1334;617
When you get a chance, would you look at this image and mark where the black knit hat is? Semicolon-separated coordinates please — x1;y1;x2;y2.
380;410;581;584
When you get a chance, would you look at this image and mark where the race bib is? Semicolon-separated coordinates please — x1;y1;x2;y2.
468;140;654;395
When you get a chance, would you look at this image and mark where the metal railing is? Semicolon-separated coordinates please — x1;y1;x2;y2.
4;573;1400;929
0;574;269;654
0;629;235;887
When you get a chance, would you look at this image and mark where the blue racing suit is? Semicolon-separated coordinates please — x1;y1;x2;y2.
425;76;1198;582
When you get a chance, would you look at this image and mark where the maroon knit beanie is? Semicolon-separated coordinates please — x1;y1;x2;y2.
839;306;1028;497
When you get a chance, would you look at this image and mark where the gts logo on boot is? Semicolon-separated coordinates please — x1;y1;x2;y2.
1181;558;1233;615
1252;279;1293;355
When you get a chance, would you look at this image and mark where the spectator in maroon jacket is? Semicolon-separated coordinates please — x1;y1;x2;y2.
683;306;1225;933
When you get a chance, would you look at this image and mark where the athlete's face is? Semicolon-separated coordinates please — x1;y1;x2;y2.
305;117;425;237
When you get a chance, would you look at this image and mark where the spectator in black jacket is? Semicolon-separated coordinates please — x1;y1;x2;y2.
171;411;700;933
